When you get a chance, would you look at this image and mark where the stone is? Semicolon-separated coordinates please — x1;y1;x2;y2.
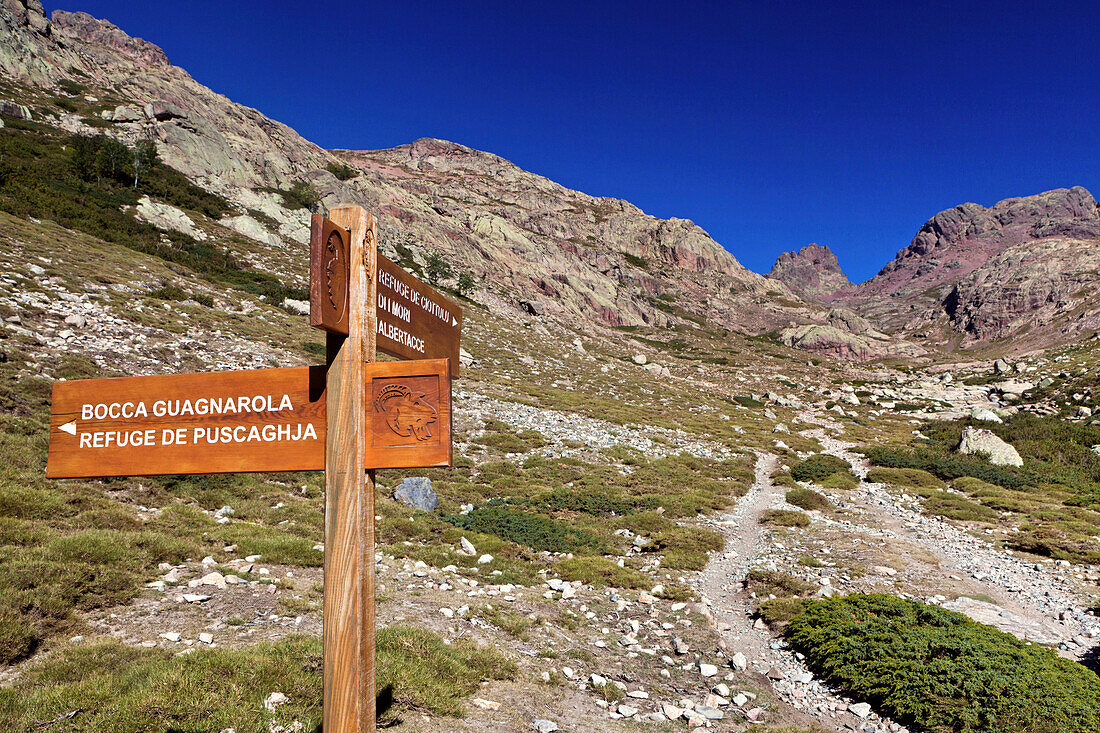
135;196;207;241
198;632;214;644
971;407;1003;423
472;698;500;710
282;298;309;316
661;703;683;719
263;692;287;712
111;104;144;122
695;705;724;720
590;673;607;687
993;359;1012;374
616;705;638;718
698;662;719;677
459;347;474;367
200;572;227;589
459;536;476;555
632;353;647;365
519;300;545;317
478;554;494;564
958;427;1023;466
393;477;437;511
850;702;872;718
0;100;32;120
160;631;181;642
729;652;747;670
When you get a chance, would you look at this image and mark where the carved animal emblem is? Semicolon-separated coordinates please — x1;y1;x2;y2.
374;384;437;441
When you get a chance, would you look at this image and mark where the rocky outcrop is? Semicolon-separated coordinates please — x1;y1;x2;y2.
777;324;923;362
861;187;1100;299
767;244;852;301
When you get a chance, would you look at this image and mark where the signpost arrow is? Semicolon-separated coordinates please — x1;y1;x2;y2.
376;254;463;376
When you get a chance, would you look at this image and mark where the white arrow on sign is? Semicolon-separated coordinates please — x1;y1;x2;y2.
452;317;457;327
58;420;77;436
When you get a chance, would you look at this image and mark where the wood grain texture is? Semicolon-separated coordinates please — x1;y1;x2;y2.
310;214;351;334
365;358;452;469
46;366;326;478
376;254;463;376
323;205;377;733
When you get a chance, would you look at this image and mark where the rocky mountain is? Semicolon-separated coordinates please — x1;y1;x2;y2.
765;243;852;302
770;187;1100;355
0;0;811;338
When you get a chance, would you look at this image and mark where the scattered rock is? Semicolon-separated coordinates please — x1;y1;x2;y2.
263;692;287;712
393;477;437;511
958;427;1023;466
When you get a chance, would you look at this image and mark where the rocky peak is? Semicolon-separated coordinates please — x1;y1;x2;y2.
51;10;170;67
862;186;1100;298
766;243;852;301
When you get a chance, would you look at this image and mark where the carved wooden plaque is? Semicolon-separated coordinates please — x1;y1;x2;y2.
310;214;351;334
364;358;452;469
46;367;327;478
376;255;463;376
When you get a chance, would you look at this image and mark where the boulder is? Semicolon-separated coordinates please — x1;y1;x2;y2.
281;298;309;316
393;477;437;511
0;100;32;120
958;427;1023;467
970;407;1003;423
111;104;144;122
519;299;545;316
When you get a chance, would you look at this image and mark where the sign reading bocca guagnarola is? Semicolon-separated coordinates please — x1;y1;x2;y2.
46;366;327;478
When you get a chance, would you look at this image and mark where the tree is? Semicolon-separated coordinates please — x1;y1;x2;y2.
283;180;320;211
95;135;129;184
424;251;451;285
131;138;158;188
69;134;101;182
455;270;475;297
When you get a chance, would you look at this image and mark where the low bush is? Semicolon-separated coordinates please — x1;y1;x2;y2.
556;556;649;589
791;454;853;483
866;467;945;491
922;491;1000;523
784;594;1100;733
745;569;815;598
758;596;809;625
786;488;832;511
443;505;609;554
760;509;810;527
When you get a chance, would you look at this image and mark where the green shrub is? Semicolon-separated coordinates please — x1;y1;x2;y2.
325;161;358;180
746;569;815;597
758;597;809;625
443;505;609;554
786;488;832;511
785;594;1100;733
760;509;810;527
922;491;1000;523
863;445;1033;490
281;180;320;211
557;556;649;589
867;467;946;490
791;454;852;483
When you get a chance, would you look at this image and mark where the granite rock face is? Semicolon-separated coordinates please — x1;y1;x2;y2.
766;243;852;302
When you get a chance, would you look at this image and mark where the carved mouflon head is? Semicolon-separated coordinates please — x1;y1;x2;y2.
373;383;438;441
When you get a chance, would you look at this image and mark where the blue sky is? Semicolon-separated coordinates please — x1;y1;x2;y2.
45;1;1100;282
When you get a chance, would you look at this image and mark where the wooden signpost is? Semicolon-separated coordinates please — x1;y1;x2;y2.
45;205;463;733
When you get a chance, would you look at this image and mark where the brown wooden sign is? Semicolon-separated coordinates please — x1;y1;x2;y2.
310;214;351;335
45;360;452;479
46;367;327;479
365;358;451;470
377;254;463;376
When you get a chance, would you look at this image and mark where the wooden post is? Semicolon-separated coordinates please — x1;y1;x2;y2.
323;205;377;733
